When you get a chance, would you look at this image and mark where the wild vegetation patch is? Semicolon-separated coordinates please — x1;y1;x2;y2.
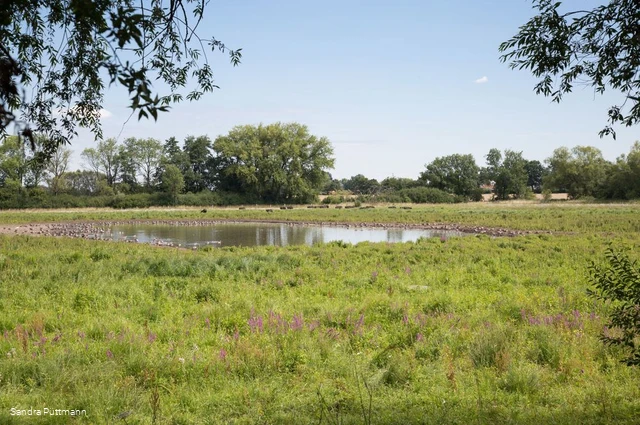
1;207;639;423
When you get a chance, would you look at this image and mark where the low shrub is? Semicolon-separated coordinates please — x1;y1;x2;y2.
321;195;345;204
397;187;458;204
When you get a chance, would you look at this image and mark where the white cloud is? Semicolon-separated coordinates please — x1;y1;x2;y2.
474;76;489;84
99;109;112;119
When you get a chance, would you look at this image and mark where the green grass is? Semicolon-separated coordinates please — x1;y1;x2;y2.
1;205;640;423
0;202;640;233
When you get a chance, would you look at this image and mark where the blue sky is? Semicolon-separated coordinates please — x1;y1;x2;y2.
76;0;639;180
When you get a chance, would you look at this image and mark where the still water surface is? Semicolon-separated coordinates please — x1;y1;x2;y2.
108;223;468;247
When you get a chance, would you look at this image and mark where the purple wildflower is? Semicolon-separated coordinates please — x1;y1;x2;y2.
219;348;227;361
268;310;280;327
353;314;365;335
248;315;264;333
106;349;114;359
291;314;304;331
416;333;424;342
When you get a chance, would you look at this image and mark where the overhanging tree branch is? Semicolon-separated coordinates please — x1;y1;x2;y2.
0;0;241;158
500;0;640;139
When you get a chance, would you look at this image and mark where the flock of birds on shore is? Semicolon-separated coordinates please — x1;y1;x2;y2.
84;230;222;249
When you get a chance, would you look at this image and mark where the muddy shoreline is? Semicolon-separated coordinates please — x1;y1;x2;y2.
0;218;551;243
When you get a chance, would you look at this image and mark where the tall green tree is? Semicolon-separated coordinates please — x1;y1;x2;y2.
120;139;140;192
62;170;103;195
156;137;188;186
341;175;380;195
499;0;640;139
524;160;547;192
80;138;124;187
420;154;479;198
160;164;184;204
45;146;72;195
162;137;188;170
544;146;610;198
124;137;163;189
1;0;241;154
214;122;334;203
484;149;528;200
601;142;640;199
0;135;27;187
0;134;48;188
183;135;214;192
321;172;343;193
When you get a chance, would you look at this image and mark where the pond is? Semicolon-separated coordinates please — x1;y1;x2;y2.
105;222;468;248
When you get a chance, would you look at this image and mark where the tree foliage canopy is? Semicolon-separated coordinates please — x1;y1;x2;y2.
341;174;380;195
588;248;640;366
601;141;640;199
420;154;479;197
544;145;609;198
524;160;547;192
0;134;48;187
213;123;334;203
484;149;529;200
499;0;640;138
0;0;241;155
160;163;184;203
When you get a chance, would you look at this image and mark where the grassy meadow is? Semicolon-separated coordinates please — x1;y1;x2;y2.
0;204;639;424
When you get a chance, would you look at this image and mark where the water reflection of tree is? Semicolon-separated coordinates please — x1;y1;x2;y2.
110;223;467;248
386;229;404;243
298;226;322;246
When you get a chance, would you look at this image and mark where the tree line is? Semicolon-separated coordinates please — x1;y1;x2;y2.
0;122;334;208
1;121;639;208
328;143;640;202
